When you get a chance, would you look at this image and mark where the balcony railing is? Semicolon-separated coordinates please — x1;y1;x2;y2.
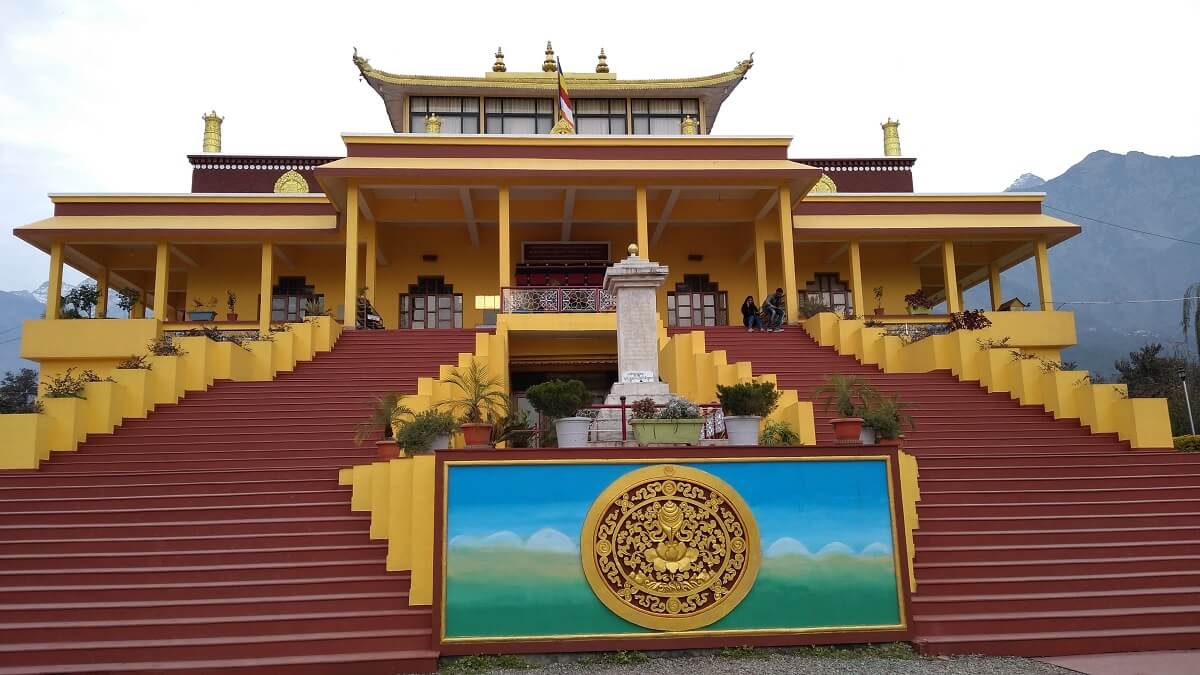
500;287;616;314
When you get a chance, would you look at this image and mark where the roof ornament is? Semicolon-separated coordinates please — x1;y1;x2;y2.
596;48;609;73
273;170;310;194
542;41;556;72
881;118;902;156
425;113;443;134
735;52;755;76
352;47;373;76
201;111;223;153
680;115;699;135
493;46;507;72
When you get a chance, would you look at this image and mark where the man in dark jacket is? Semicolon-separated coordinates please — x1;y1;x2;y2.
762;288;786;331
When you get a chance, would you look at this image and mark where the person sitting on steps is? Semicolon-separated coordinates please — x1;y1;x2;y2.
762;288;786;332
741;295;763;332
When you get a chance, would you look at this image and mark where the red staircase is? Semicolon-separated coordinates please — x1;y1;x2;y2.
695;325;1200;656
0;329;481;674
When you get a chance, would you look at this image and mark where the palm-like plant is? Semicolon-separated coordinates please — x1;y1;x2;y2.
354;392;414;445
1184;282;1200;358
440;360;508;424
812;374;881;418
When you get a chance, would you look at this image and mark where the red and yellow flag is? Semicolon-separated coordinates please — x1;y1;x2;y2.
556;57;575;132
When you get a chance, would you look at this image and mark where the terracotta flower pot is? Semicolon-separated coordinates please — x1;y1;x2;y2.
226;313;238;321
460;422;494;447
375;440;401;460
830;417;864;441
874;308;885;316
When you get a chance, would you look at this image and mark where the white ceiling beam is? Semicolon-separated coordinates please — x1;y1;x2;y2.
753;190;780;222
911;242;942;263
169;245;198;268
357;191;376;222
650;188;681;247
824;243;849;263
560;188;576;241
273;244;295;269
737;244;755;265
459;187;479;247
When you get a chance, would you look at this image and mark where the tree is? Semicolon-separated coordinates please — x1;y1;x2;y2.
0;368;39;413
1114;343;1199;436
116;288;140;315
1185;282;1200;358
63;282;99;318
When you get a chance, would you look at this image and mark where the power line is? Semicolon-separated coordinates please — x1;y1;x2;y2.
1044;205;1200;247
1055;295;1200;307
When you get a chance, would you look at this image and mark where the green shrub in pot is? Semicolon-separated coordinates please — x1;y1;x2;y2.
716;381;781;446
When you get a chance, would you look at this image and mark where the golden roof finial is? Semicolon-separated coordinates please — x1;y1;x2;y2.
627;243;640;257
542;41;556;72
596;47;609;73
881;118;902;156
681;115;699;135
201;111;223;153
492;46;507;73
425;113;442;134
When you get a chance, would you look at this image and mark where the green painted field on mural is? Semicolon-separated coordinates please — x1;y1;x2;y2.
444;549;900;639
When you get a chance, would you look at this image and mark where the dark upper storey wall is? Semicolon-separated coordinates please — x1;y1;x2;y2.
792;158;916;193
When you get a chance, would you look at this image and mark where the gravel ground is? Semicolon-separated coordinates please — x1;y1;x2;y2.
440;647;1076;675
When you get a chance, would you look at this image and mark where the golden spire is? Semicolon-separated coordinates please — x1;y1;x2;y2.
881;118;902;156
201;111;223;153
596;47;609;73
492;46;507;72
681;115;699;135
542;41;556;72
425;113;442;134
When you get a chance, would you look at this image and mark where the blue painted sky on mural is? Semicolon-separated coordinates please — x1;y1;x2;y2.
446;460;895;554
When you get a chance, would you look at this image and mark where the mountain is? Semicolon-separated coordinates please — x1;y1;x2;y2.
983;150;1200;376
0;290;44;374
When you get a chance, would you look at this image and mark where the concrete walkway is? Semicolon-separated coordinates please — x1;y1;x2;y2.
1040;650;1200;675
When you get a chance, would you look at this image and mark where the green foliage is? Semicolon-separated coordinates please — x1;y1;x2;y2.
396;410;458;454
62;282;99;318
1114;343;1200;436
0;368;41;414
948;309;993;331
525;379;589;419
580;650;649;665
116;355;152;370
491;401;536;448
1175;435;1200;453
860;395;916;440
812;374;880;418
658;395;701;419
441;654;533;673
42;368;112;399
440;361;508;424
146;335;186;357
719;645;770;660
903;288;934;310
631;397;658;420
226;290;237;313
354;392;413;445
717;381;781;417
116;287;140;314
760;420;800;446
873;285;884;309
976;336;1013;351
797;295;832;319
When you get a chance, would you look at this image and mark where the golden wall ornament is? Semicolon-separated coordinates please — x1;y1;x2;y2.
680;115;699;135
580;464;760;631
810;173;838;193
273;170;310;194
425;113;443;134
551;117;574;135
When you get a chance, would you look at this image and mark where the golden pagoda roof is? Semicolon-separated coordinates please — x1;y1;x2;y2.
352;48;754;133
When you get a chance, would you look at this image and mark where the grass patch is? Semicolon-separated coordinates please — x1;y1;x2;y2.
718;645;771;660
579;650;650;665
789;643;919;660
441;654;534;673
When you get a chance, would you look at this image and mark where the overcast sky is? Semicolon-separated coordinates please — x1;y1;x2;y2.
2;0;1197;290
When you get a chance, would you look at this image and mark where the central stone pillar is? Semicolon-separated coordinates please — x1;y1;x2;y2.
596;244;671;443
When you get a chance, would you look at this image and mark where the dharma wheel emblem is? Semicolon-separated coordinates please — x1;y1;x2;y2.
580;465;760;631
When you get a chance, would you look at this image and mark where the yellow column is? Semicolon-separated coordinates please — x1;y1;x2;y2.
941;241;961;313
635;186;649;256
259;242;273;334
45;242;64;320
776;187;798;323
344;182;360;329
988;263;1003;310
95;269;108;319
498;186;511;288
753;219;768;301
153;241;169;320
848;240;865;319
132;289;146;319
364;219;377;305
1034;238;1054;311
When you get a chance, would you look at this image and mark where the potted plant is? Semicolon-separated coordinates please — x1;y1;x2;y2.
225;290;238;321
440;361;508;447
860;395;916;446
525;379;592;448
716;381;781;446
873;286;885;316
354;392;413;459
631;396;707;446
491;400;536;449
904;288;934;315
760;421;800;446
396;410;458;455
812;374;880;442
188;296;218;322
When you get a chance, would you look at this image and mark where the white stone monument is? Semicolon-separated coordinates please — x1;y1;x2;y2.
594;244;671;442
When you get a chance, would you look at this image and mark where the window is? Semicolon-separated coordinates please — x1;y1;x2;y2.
667;275;727;327
575;99;627;134
805;273;854;318
485;98;553;134
400;277;463;329
631;99;700;135
409;97;479;134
